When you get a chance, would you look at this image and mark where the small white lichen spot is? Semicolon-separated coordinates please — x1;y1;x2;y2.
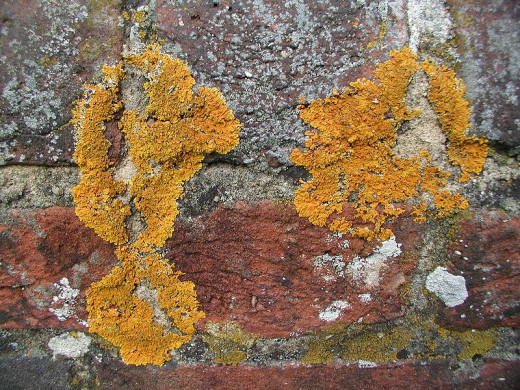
314;253;346;281
49;277;79;321
358;293;372;303
48;332;91;359
358;360;378;368
346;236;402;289
425;267;468;307
319;300;350;322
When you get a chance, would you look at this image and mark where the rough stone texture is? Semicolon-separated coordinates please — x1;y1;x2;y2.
437;210;520;330
156;0;409;167
0;0;124;165
0;356;72;390
0;166;78;209
447;0;520;148
0;203;422;337
167;201;423;337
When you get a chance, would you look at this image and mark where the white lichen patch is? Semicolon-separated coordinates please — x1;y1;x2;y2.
49;277;79;321
407;0;453;52
425;267;468;307
358;359;378;368
48;332;91;359
358;293;372;303
346;237;402;289
319;300;351;322
313;253;346;281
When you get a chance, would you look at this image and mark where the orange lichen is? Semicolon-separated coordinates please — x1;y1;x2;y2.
71;44;241;365
121;44;241;248
86;245;204;366
422;61;488;182
291;48;488;240
71;62;130;245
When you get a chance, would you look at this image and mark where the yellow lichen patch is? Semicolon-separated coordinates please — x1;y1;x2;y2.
341;325;415;363
421;61;489;182
71;63;130;245
302;316;499;365
86;246;204;366
72;44;241;365
121;44;241;248
202;321;258;366
451;328;499;360
291;48;488;240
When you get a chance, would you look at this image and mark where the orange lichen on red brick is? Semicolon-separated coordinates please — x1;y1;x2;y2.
291;48;488;241
71;44;241;365
86;245;204;366
71;63;130;245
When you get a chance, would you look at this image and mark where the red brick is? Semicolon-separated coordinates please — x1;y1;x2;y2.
0;207;117;328
168;201;422;337
95;359;520;390
437;210;520;329
0;202;423;336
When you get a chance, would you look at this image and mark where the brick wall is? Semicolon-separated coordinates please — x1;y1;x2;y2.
0;0;518;389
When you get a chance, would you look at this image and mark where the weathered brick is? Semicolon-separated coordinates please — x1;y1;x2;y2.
0;202;423;337
437;210;520;329
168;201;423;337
94;359;520;390
156;0;409;166
0;0;124;165
0;356;73;390
0;207;117;328
447;0;520;147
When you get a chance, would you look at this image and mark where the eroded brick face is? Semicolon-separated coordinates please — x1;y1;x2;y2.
0;207;117;328
1;203;423;336
437;210;520;329
168;201;423;337
94;359;520;390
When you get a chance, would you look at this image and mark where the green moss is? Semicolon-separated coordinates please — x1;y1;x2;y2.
302;335;339;364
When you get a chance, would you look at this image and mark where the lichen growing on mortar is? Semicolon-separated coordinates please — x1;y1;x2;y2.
302;315;499;364
291;48;488;241
71;44;241;365
202;321;258;366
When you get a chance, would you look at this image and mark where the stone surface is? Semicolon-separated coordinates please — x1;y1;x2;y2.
0;356;72;390
0;207;117;328
0;0;124;165
94;359;520;390
167;201;423;337
0;166;78;209
0;0;518;385
437;210;520;330
448;0;520;148
155;0;409;167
